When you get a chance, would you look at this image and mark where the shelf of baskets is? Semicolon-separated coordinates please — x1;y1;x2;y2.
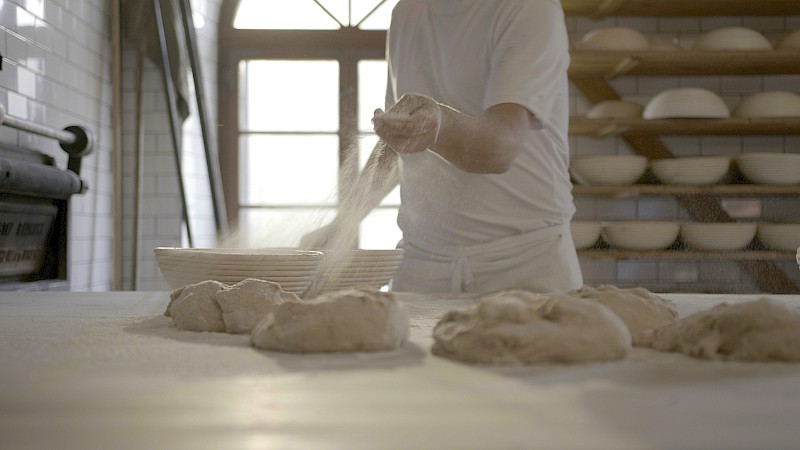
561;0;800;18
572;184;800;199
569;117;800;137
569;50;800;79
577;249;797;261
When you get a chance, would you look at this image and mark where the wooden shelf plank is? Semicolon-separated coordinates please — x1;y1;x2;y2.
573;184;800;198
569;51;800;79
578;249;797;261
562;0;800;18
569;117;800;137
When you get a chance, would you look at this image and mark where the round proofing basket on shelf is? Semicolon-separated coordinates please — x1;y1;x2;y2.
732;91;800;118
735;153;800;185
569;155;648;186
757;224;800;251
602;221;681;251
680;223;757;251
650;156;731;185
571;221;603;250
692;27;773;51
643;88;730;119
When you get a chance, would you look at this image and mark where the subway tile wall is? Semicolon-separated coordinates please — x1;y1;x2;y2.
0;0;220;291
0;0;114;291
566;15;800;293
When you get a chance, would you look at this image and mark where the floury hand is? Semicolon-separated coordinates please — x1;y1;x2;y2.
372;93;442;155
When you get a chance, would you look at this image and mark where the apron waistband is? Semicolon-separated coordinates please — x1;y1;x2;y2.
401;224;571;259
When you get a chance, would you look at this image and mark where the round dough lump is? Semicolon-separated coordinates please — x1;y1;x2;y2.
432;290;631;365
570;285;678;345
167;280;227;332
250;289;410;353
641;298;800;362
215;279;300;334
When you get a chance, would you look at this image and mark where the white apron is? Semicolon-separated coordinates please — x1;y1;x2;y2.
390;224;583;294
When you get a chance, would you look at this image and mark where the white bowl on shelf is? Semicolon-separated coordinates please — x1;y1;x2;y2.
732;91;800;118
586;100;644;119
680;222;757;251
777;29;800;50
602;221;681;251
643;88;730;119
571;221;603;250
692;27;773;51
650;156;731;185
154;247;324;293
569;155;648;186
577;27;650;51
736;153;800;185
757;224;800;251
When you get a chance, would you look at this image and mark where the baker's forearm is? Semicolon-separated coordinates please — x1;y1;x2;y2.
431;103;526;174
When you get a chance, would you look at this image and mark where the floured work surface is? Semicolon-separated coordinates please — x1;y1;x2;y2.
1;291;799;450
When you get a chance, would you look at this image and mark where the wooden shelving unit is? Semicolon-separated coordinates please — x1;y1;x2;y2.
562;0;800;18
565;3;800;293
578;249;797;261
569;51;800;79
569;117;800;137
573;184;800;199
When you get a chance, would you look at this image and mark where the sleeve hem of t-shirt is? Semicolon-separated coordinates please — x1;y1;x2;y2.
485;95;549;131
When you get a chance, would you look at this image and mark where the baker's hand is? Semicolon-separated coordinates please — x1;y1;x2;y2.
372;93;442;155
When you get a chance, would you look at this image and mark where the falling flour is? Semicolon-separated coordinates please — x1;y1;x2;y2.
432;290;631;365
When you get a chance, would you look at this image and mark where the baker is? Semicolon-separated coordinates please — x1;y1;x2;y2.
301;0;582;294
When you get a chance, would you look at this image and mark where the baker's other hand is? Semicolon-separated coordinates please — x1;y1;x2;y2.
372;93;442;155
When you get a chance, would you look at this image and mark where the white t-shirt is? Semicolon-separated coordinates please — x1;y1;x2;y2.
386;0;575;252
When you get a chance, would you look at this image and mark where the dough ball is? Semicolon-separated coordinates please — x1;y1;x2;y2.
570;285;678;345
641;298;800;362
250;289;410;353
215;278;300;334
167;280;227;332
432;290;631;365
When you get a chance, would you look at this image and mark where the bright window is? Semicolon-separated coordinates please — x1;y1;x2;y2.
231;5;401;249
234;0;400;30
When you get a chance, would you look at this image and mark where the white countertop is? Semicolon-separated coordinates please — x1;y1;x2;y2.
1;291;799;450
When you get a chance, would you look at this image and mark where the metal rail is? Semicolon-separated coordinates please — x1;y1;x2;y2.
0;104;94;181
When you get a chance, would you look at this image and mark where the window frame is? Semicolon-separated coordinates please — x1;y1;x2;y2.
217;1;387;227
